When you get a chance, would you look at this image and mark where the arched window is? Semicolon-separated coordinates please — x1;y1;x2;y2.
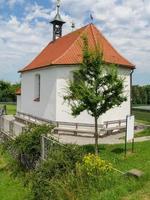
34;74;40;101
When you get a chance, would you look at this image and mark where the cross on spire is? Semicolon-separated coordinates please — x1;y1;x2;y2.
57;0;60;13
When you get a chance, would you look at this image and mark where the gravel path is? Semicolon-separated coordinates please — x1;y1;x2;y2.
54;132;150;145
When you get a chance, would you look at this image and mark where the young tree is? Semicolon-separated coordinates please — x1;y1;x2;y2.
64;37;127;154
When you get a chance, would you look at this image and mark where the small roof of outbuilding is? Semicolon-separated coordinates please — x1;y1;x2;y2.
16;88;21;95
20;23;135;73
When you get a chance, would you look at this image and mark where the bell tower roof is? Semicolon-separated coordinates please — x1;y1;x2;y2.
50;0;65;24
50;0;66;41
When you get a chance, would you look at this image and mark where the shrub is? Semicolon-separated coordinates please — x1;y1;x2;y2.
76;153;112;177
31;154;114;200
12;124;53;170
31;148;115;200
31;144;84;200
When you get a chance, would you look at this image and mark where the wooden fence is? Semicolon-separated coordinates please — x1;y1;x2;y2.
16;111;126;138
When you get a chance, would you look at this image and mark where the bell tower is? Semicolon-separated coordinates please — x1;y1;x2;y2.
50;0;66;41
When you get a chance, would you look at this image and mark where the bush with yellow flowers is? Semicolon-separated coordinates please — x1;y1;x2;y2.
76;153;112;177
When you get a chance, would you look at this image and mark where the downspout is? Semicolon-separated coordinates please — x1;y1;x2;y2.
130;69;134;115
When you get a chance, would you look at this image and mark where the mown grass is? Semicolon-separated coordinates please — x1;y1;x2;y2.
135;128;150;137
132;110;150;124
82;141;150;200
0;103;16;115
0;147;32;200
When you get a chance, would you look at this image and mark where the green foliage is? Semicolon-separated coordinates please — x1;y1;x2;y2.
31;145;114;200
31;141;150;200
64;36;126;118
11;124;52;170
41;170;118;200
132;85;150;105
31;144;84;200
0;80;20;102
76;153;112;177
1;139;150;200
64;36;126;153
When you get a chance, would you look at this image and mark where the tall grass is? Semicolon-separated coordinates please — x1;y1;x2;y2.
0;147;32;200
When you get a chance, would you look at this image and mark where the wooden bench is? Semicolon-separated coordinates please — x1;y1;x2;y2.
53;127;107;138
54;127;94;137
104;119;126;135
104;119;126;127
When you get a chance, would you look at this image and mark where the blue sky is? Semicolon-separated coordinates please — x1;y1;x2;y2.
0;0;149;85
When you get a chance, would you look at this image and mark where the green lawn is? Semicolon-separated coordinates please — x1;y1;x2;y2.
82;141;150;200
0;148;32;200
0;103;16;115
133;110;150;124
135;128;150;137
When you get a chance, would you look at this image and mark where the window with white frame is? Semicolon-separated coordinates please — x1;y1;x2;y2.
34;74;40;101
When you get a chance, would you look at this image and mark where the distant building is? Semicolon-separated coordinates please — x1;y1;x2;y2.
16;2;135;125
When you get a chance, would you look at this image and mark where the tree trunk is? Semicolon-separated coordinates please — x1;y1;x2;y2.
94;116;98;155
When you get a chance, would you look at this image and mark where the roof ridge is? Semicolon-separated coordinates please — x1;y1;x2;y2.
90;24;105;53
52;24;90;64
94;25;134;66
90;24;97;47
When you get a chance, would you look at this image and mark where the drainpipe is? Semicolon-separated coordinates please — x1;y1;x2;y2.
130;69;134;115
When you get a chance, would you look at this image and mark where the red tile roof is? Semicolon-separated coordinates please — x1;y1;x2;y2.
20;23;135;72
16;88;21;95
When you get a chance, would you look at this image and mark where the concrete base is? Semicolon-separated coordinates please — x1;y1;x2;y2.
126;169;144;178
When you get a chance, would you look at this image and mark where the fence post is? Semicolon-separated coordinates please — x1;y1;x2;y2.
41;135;45;160
0;116;1;129
9;120;13;137
74;123;78;136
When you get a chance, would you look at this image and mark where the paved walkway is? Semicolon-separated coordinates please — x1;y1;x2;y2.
54;132;150;145
1;115;149;145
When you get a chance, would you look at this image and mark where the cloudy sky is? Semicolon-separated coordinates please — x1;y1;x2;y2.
0;0;149;85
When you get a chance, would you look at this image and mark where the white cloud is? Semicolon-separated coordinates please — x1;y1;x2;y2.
24;3;50;22
0;0;149;84
0;2;78;82
7;0;24;8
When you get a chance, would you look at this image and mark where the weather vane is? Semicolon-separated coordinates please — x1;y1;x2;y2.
90;13;94;23
71;21;75;31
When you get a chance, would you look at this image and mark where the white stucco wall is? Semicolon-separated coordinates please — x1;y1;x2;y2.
21;67;57;121
56;66;131;124
100;67;131;123
56;66;94;124
16;95;21;112
20;65;131;124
